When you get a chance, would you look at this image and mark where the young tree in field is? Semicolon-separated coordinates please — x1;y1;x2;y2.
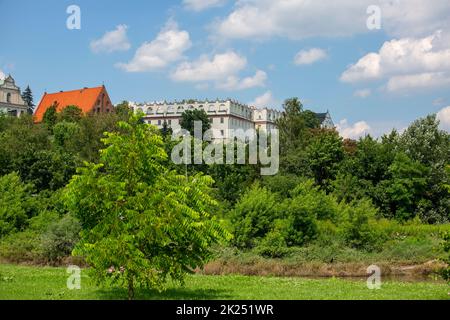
64;114;230;300
21;86;34;114
180;109;211;136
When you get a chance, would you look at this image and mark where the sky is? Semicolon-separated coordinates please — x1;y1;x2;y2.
1;0;450;138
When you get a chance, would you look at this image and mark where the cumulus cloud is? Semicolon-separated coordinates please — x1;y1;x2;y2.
437;106;450;131
353;89;372;98
341;32;450;92
117;20;191;72
218;70;267;90
337;119;371;139
183;0;227;11
213;0;450;41
249;91;278;108
90;25;131;54
294;48;327;65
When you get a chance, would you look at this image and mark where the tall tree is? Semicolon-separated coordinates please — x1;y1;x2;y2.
21;86;34;114
180;109;211;136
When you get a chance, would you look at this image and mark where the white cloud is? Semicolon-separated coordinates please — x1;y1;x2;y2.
341;32;450;92
183;0;226;11
90;25;131;54
249;91;278;108
294;48;327;65
213;0;450;41
117;20;191;72
171;51;246;82
218;70;267;90
353;89;372;98
0;69;5;80
436;106;450;131
386;72;450;92
337;119;371;139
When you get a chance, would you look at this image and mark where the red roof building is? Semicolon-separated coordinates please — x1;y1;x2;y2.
34;85;113;122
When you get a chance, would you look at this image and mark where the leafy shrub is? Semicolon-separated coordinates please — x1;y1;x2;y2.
279;197;318;246
40;214;81;263
290;179;339;221
255;225;290;258
338;199;386;251
0;211;81;264
231;184;279;248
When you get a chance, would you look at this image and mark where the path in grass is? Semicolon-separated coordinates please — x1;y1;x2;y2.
0;264;448;300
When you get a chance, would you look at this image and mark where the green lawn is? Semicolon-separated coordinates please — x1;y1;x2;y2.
0;264;448;300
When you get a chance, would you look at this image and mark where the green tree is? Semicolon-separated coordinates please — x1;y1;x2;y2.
180;109;211;136
0;173;36;237
306;129;344;188
64;114;230;299
58;105;83;123
114;101;132;120
42;104;58;129
21;86;34;114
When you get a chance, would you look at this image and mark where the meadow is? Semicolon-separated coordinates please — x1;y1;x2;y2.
0;264;448;300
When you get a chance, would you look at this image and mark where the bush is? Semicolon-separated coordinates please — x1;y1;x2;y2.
290;179;339;221
279;197;318;246
255;225;290;258
0;212;81;264
231;184;279;248
338;199;386;251
40;214;81;263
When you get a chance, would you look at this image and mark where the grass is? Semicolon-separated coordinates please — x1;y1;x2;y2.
0;264;448;300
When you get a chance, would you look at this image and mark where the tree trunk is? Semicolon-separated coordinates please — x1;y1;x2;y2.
128;278;134;300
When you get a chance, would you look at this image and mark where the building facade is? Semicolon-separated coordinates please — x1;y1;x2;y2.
34;85;113;122
130;99;335;140
0;75;28;117
130;99;283;140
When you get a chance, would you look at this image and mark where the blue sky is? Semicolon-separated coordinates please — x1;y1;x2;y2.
1;0;450;138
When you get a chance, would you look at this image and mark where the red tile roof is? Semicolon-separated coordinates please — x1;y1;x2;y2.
34;86;106;122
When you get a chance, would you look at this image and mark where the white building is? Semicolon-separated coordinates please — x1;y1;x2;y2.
129;99;334;140
130;99;283;140
0;75;28;117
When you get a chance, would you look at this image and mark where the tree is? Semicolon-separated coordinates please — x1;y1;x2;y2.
306;129;344;188
21;86;34;114
180;109;211;136
114;101;132;120
0;172;36;237
42;104;58;130
64;114;230;299
58;105;83;123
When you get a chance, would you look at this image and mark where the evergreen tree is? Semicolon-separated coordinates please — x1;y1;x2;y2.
21;86;34;114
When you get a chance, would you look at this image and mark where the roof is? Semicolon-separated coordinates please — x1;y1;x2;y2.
314;112;328;123
34;86;104;122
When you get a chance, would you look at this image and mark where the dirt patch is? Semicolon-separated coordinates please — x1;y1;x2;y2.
198;259;447;279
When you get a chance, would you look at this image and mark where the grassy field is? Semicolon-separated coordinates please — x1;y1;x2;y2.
0;264;448;300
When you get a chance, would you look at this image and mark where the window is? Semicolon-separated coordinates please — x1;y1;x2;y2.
6;93;11;103
158;120;161;125
168;120;172;125
220;117;224;124
220;130;224;137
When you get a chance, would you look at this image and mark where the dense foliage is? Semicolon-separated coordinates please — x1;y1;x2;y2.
0;96;449;292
